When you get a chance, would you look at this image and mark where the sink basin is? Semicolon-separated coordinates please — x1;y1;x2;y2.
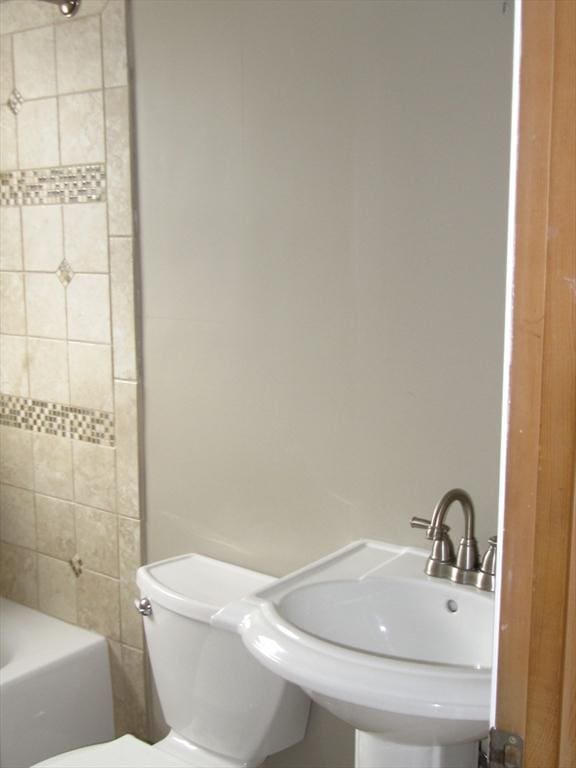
277;578;493;667
216;541;494;750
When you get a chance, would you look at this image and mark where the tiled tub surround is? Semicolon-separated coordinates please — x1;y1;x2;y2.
0;0;145;740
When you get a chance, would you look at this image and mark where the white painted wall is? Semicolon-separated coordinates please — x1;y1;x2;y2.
131;1;513;763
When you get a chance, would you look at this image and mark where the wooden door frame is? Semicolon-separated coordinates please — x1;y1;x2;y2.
495;1;575;766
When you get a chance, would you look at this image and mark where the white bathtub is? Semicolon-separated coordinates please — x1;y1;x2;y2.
0;598;115;768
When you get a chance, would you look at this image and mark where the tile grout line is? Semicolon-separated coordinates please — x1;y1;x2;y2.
0;479;129;519
71;489;79;621
100;28;117;421
8;29;35;453
10;29;41;609
0;331;116;349
53;28;74;432
0;7;105;39
100;12;122;578
0;540;123;584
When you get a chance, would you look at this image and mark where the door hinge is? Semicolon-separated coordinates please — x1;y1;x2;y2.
489;727;524;768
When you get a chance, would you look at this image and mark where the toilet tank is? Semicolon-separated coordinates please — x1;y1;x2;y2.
136;555;309;764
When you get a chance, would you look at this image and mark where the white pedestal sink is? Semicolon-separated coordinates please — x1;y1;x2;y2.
213;541;494;768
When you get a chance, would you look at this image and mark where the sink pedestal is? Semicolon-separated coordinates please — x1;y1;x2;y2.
355;732;479;768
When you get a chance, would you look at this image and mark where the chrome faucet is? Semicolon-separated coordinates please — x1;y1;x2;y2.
410;488;497;592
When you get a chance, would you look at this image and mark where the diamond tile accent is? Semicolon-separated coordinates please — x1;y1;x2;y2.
0;164;106;207
7;89;24;116
56;258;74;287
0;393;115;447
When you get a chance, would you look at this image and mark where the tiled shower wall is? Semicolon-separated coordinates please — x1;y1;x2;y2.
0;0;145;738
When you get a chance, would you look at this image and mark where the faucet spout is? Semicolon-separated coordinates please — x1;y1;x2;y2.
430;488;475;540
429;488;479;576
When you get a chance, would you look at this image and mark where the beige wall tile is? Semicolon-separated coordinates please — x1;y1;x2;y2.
13;25;56;99
55;16;102;94
0;105;17;171
67;274;111;343
68;341;113;411
28;337;69;402
0;334;28;396
102;1;128;89
0;0;107;34
17;97;59;169
118;516;140;590
59;91;104;165
22;205;63;272
75;504;118;577
33;432;74;500
0;208;22;271
105;87;132;235
73;441;115;511
118;516;142;648
110;238;136;380
106;639;125;737
25;273;67;339
0;484;35;549
77;569;120;639
0;272;26;334
36;493;76;560
0;541;37;607
0;426;33;489
114;380;139;518
78;1;109;19
118;580;142;649
0;34;14;105
119;645;147;740
0;1;59;35
63;203;108;273
110;641;147;739
38;553;77;623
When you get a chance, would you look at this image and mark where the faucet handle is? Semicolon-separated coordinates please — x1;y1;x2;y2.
480;536;497;573
411;516;432;530
410;516;450;539
476;536;497;591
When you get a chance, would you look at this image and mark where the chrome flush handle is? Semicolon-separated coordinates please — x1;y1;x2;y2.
134;597;152;616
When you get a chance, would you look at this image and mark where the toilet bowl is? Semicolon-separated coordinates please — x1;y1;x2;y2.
32;554;311;768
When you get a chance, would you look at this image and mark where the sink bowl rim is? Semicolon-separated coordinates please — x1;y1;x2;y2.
274;575;493;668
249;599;492;676
241;599;492;722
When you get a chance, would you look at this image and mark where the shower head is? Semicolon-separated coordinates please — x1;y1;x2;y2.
0;0;83;17
37;0;81;18
59;0;81;16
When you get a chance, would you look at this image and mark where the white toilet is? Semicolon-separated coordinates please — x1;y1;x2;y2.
33;554;310;768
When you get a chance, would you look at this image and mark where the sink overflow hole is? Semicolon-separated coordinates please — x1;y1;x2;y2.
446;599;458;613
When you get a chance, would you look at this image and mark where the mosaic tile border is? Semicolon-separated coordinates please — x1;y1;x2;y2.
0;393;115;447
0;164;106;207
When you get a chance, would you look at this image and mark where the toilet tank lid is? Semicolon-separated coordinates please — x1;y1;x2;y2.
136;554;275;622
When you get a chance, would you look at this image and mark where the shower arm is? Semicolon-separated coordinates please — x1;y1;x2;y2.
37;0;81;18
